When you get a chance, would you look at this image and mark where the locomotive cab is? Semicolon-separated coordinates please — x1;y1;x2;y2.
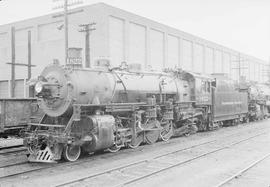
171;71;213;105
193;74;212;106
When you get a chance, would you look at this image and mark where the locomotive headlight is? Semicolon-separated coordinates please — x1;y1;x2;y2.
35;82;43;93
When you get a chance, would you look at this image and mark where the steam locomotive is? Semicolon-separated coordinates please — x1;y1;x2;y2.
23;61;250;162
244;82;270;121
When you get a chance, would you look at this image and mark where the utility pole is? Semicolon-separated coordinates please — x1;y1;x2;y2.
27;30;32;80
6;28;36;98
265;57;270;83
10;27;15;98
64;0;68;65
79;23;96;68
238;53;241;83
231;53;248;84
52;0;83;65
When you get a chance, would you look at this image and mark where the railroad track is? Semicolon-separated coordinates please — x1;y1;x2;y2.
0;138;217;180
0;123;268;184
0;146;27;155
0;137;23;150
214;153;270;187
0;144;24;151
54;131;269;187
0;146;28;171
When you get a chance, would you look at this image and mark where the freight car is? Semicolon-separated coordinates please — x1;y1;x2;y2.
0;98;43;137
22;62;249;163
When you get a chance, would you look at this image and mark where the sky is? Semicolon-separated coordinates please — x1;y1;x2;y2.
0;0;269;61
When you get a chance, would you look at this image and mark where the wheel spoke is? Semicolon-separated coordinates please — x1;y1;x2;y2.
160;122;173;141
63;145;81;162
107;145;121;153
128;133;143;149
145;130;160;144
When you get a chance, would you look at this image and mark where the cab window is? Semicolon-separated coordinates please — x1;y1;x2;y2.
201;80;211;93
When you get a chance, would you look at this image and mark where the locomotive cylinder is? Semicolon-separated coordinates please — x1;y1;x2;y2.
81;115;115;152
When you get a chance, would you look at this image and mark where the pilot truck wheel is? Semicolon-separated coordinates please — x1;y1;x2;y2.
63;145;81;162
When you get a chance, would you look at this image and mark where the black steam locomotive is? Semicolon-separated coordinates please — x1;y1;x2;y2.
23;62;251;162
244;82;270;121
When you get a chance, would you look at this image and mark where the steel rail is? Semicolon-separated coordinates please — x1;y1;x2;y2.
0;145;23;151
0;147;27;155
214;153;270;187
0;161;29;170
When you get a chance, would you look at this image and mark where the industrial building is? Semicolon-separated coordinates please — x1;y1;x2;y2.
0;3;268;98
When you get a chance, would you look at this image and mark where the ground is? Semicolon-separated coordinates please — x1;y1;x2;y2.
0;120;270;187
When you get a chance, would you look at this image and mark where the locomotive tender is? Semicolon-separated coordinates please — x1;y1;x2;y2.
23;62;249;162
